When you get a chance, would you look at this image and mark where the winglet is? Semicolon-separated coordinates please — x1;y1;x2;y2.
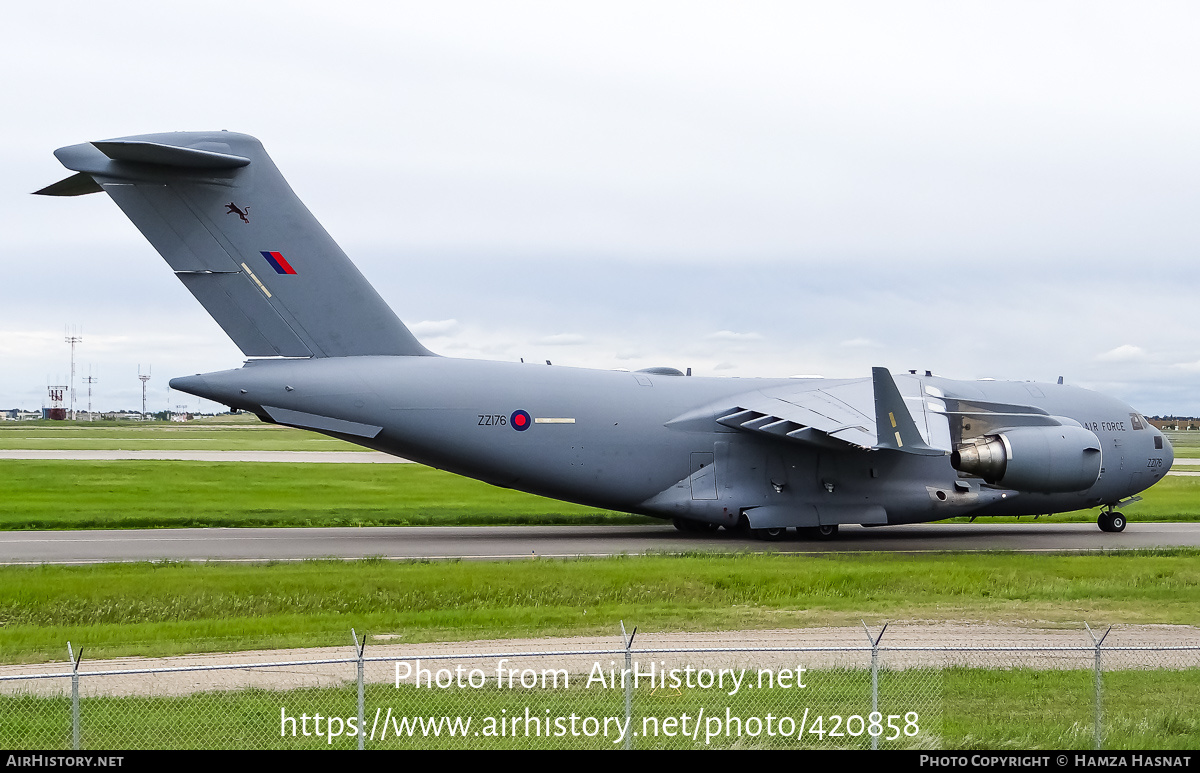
871;367;943;455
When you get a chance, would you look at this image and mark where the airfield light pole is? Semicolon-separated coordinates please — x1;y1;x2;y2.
138;365;151;421
84;370;98;422
65;328;82;420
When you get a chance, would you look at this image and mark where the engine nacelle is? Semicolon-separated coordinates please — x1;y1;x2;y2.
951;425;1102;493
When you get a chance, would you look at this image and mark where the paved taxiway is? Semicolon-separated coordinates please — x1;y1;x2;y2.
3;522;1199;564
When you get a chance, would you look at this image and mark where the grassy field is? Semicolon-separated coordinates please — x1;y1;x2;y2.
0;461;643;529
1162;429;1200;456
2;551;1198;663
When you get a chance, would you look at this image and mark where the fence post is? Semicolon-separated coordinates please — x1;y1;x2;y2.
67;642;83;751
620;621;636;750
352;629;366;750
1085;624;1111;750
862;622;887;751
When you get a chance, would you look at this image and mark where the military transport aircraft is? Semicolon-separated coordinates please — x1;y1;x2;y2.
38;131;1172;538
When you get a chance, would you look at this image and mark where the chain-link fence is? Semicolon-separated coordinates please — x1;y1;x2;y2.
2;624;1197;750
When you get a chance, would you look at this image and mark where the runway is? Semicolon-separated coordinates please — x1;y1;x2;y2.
3;522;1198;565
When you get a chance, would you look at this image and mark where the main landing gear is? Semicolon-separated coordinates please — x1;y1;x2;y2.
674;516;841;541
753;524;840;541
1097;509;1127;533
803;524;840;540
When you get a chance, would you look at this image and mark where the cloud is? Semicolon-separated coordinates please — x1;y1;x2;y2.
1096;345;1147;362
410;319;461;337
706;331;763;342
714;361;737;371
537;333;588;346
839;337;881;348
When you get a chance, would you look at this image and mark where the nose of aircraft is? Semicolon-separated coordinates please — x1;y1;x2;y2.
1161;429;1175;469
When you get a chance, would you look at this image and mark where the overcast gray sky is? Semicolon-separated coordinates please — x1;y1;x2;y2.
3;1;1199;415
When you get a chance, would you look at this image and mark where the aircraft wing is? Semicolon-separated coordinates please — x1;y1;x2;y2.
715;368;947;455
717;380;879;450
713;368;1079;456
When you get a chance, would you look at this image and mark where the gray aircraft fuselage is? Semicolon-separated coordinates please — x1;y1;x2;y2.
171;356;1171;530
39;130;1172;535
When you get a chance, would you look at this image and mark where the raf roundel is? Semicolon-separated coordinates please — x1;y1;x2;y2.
510;410;531;431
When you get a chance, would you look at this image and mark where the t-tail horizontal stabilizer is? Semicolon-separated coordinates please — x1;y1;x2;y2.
872;367;943;456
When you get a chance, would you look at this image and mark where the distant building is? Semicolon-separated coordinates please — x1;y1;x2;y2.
1149;418;1198;431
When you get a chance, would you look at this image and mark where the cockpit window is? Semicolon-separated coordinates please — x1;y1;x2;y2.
1130;413;1144;430
1155;435;1164;450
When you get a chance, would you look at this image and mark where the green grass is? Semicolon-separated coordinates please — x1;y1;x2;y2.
2;552;1198;664
0;461;641;529
1163;430;1200;456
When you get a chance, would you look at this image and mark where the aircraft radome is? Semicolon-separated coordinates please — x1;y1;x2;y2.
37;131;1173;538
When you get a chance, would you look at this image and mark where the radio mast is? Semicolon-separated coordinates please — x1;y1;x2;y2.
138;365;151;420
65;327;82;420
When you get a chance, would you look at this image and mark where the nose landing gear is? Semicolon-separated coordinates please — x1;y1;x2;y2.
1097;509;1126;533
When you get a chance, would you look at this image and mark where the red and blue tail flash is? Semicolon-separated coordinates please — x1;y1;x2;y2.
260;251;297;275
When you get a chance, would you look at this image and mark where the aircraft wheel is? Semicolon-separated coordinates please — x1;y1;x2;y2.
754;527;787;541
814;524;839;540
672;518;690;532
1109;512;1126;532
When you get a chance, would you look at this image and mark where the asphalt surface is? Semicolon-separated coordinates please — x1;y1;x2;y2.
3;522;1198;565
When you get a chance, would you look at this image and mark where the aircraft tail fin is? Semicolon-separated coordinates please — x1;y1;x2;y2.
37;131;432;359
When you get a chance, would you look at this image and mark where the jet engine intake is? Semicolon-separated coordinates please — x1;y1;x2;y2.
951;426;1102;493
